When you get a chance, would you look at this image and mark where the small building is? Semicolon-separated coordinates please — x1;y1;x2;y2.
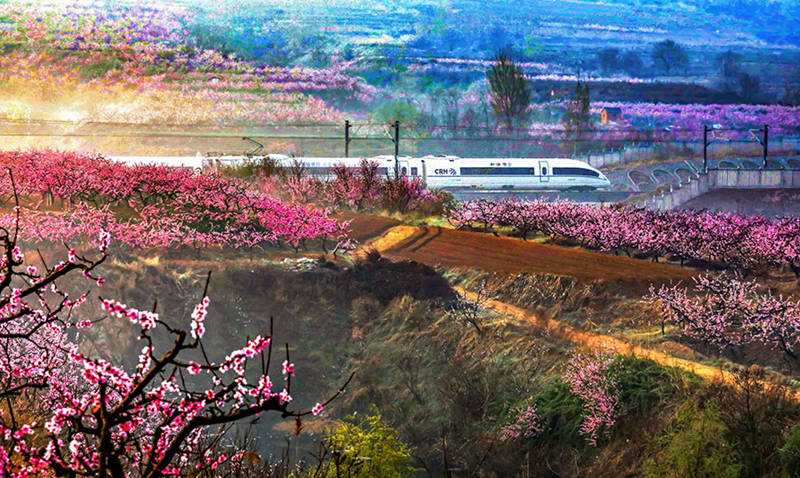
549;89;571;102
600;107;623;124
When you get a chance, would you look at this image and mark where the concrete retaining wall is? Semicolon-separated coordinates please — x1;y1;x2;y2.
709;169;800;189
645;174;710;211
643;169;800;211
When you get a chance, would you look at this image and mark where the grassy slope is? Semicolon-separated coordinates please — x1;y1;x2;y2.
32;202;799;475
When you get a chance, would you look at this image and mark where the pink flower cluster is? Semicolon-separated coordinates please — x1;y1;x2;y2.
650;274;800;359
500;405;542;441
0;237;335;476
190;297;210;339
0;151;351;251
101;299;159;330
449;199;800;274
564;353;619;447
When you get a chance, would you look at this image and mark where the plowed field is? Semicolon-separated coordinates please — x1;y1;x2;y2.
337;211;401;243
371;225;695;285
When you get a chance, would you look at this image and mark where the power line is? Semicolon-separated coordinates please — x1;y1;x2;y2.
3;120;797;134
2;132;795;145
0;132;344;140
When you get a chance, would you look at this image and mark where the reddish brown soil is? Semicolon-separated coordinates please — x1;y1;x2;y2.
336;211;401;244
378;226;695;286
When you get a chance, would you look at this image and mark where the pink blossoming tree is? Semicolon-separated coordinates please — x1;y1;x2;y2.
564;353;619;447
650;274;800;360
0;180;351;477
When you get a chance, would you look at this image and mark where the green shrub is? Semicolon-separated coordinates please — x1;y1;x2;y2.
534;379;586;447
80;55;125;79
710;367;800;478
531;356;693;450
780;422;800;477
609;355;695;416
642;402;741;478
322;407;416;478
370;101;421;125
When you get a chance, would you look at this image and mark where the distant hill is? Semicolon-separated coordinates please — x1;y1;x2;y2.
179;0;799;100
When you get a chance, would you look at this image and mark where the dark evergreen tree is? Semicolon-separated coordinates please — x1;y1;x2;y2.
651;39;689;75
716;49;743;91
597;48;621;73
562;78;592;155
486;52;532;130
620;51;644;76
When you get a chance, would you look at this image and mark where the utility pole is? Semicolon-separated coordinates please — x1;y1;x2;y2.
763;124;769;169
344;120;350;158
392;120;400;176
703;125;709;173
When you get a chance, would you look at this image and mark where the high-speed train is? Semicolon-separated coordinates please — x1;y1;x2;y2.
111;154;611;191
249;154;611;191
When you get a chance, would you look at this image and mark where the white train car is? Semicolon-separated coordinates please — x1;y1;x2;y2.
259;154;610;191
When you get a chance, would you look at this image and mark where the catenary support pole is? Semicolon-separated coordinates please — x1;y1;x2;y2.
703;125;708;173
344;120;350;158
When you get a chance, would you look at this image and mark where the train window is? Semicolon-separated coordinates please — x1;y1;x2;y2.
411;167;418;176
306;167;331;175
461;167;537;175
552;167;600;177
401;167;407;175
541;167;547;176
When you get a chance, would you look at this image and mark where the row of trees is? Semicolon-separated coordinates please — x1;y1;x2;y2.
596;42;766;101
234;158;449;215
599;40;689;76
486;40;770;130
650;274;800;361
0;151;350;251
448;198;800;275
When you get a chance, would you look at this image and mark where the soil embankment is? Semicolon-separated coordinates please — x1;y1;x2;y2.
363;225;694;286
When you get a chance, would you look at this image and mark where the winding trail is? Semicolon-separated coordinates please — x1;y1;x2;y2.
352;221;799;399
457;287;800;401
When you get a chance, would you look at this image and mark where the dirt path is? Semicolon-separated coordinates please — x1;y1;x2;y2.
358;224;694;285
456;287;800;401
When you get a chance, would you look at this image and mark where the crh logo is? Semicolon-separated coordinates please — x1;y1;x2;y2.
434;168;457;175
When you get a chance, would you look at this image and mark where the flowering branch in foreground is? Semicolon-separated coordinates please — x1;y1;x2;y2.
0;176;352;476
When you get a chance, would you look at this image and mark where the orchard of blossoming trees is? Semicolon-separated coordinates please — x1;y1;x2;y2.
448;199;800;275
0;197;350;476
650;274;800;360
0;1;377;125
257;159;442;214
591;102;800;137
0;151;350;251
